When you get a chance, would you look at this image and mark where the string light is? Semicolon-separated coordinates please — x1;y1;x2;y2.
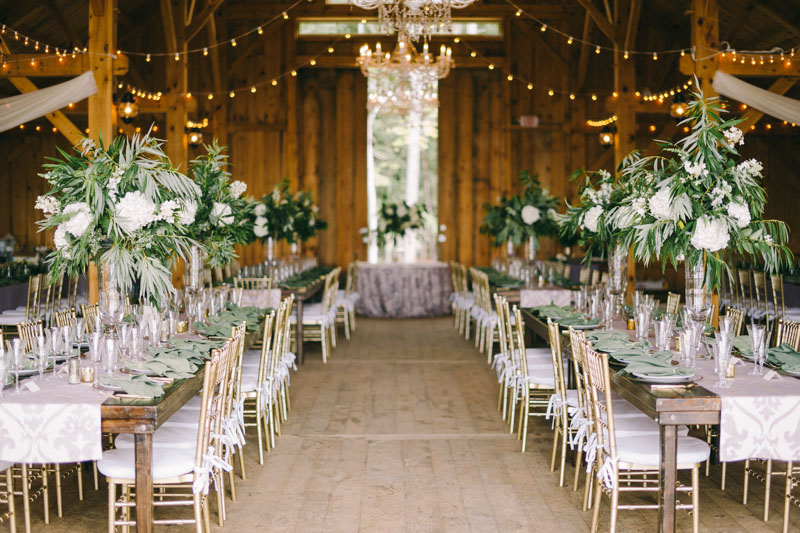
540;24;547;32
595;45;600;54
567;36;573;45
586;115;617;127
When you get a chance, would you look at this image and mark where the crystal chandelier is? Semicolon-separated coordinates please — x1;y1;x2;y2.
359;37;452;114
351;0;477;41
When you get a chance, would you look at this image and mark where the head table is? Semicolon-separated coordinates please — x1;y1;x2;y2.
355;261;452;318
0;325;261;533
521;309;800;533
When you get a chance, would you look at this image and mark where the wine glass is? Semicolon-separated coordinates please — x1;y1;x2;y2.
7;338;23;395
0;348;7;399
90;332;104;368
35;335;49;381
103;335;118;375
747;324;767;376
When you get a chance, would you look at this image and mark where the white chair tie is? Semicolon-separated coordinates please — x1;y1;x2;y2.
569;411;589;451
258;379;273;413
545;393;565;428
596;455;618;490
232;398;246;438
193;446;233;495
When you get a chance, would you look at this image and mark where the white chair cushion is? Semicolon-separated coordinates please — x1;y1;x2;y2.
240;370;259;393
98;447;195;481
0;316;22;326
243;349;260;366
610;415;689;438
615;435;710;468
525;365;555;388
114;426;197;450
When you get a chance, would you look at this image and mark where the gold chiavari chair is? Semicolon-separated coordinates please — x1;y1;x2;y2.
241;309;277;464
0;462;15;533
40;274;64;327
455;263;473;339
512;307;556;449
66;275;79;310
234;276;272;292
775;318;800;350
336;262;358;340
546;318;580;486
494;295;521;423
725;307;745;337
738;268;754;317
665;292;681;315
0;275;42;333
54;309;76;328
15;321;42;353
101;341;230;532
80;304;99;333
291;269;339;363
449;262;460;330
583;344;709;533
752;270;770;321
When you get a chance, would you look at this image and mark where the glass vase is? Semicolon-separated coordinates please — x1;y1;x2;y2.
685;259;711;323
607;244;628;297
98;261;124;336
186;244;204;294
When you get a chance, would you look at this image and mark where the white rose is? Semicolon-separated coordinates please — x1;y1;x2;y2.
583;205;603;233
53;225;68;250
229;180;247;199
62;202;93;237
726;201;751;228
254;203;267;216
521;205;541;224
690;216;730;252
211;202;234;226
648;188;674;221
114;192;156;234
547;208;557;219
253;223;268;238
178;199;198;226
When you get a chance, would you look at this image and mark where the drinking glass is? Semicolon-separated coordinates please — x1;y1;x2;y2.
747;324;767;376
35;337;49;381
0;349;7;399
149;315;161;347
130;328;143;361
712;336;733;388
654;317;673;351
635;305;652;342
603;298;614;330
90;332;104;367
679;328;697;368
8;338;23;395
103;335;118;375
118;323;131;357
61;326;73;359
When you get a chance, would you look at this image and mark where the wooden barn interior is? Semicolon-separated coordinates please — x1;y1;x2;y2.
2;1;800;532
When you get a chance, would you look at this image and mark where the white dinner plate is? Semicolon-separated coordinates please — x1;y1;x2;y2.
630;371;695;384
94;381;123;392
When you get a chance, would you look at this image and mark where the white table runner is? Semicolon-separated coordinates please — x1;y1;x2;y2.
695;359;800;462
520;287;571;308
0;378;106;463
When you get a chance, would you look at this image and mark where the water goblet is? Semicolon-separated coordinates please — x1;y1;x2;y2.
35;337;49;381
8;338;23;395
103;335;119;375
747;324;767;376
712;337;733;388
603;297;614;330
90;332;104;368
0;350;7;399
61;326;73;358
679;329;697;368
118;323;131;357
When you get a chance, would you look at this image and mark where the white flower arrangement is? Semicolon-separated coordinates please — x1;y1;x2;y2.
210;202;234;226
690;216;730;252
726;201;751;228
521;205;541;224
229;180;247;199
583;206;603;233
114;192;156;234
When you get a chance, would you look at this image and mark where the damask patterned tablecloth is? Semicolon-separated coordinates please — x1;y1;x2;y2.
520;287;571;308
0;377;106;463
355;261;452;318
239;288;282;309
695;358;800;462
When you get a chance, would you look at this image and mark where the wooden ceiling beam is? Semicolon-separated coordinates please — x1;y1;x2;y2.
0;53;129;77
206;14;223;95
680;54;800;77
226;3;569;19
227;37;264;79
43;0;82;49
513;19;567;68
575;0;615;41
753;1;800;40
161;0;178;54
605;96;672;114
185;0;225;42
575;12;592;91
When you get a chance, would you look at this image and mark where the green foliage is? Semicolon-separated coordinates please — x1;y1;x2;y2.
36;130;201;305
185;142;253;268
376;201;427;247
251;180;328;244
480;171;559;247
607;88;793;291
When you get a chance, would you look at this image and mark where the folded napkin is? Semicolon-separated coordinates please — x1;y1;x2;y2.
99;374;165;398
195;304;266;337
625;355;692;377
592;338;632;352
586;331;630;343
613;349;672;364
122;354;195;379
767;343;800;370
530;304;574;320
557;315;599;327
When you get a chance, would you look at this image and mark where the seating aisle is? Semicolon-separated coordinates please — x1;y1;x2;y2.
27;317;793;532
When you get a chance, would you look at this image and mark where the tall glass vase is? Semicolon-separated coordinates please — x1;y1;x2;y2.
525;235;537;287
607;244;628;297
685;259;711;322
504;240;516;274
98;261;124;336
186;244;204;294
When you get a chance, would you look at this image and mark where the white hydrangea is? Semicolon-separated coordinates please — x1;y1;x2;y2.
157;200;180;224
724;127;744;146
583;205;603;233
211;202;233;226
737;158;763;177
648;188;674;221
690;217;730;252
62;202;93;237
53;225;68;250
547;208;557;219
397;204;408;218
115;192;156;234
521;205;540;224
632;197;647;217
710;181;732;208
272;189;281;203
229;180;247;199
254;203;267;216
35;195;60;215
253;216;268;238
726;201;751;228
683;160;708;178
178;200;197;226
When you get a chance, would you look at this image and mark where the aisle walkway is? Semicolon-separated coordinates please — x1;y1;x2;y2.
36;317;795;532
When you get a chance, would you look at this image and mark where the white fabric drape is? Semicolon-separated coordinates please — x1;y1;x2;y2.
0;71;97;133
712;70;800;124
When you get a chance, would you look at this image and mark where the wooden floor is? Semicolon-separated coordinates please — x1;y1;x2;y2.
28;317;800;531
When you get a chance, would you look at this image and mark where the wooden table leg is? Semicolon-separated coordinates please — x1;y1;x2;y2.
658;423;678;533
134;433;153;533
296;299;304;365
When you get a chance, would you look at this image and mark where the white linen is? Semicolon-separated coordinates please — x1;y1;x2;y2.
520;287;571;308
0;378;106;463
0;71;97;133
239;288;281;309
712;71;800;125
355;261;452;318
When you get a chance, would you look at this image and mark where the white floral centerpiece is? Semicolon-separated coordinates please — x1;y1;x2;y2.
607;89;792;303
376;200;427;248
184;142;253;269
36;132;201;305
479;170;559;252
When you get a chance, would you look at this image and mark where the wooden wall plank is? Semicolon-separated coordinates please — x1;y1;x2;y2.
474;75;491;267
437;76;456;264
352;76;369;263
455;70;474;265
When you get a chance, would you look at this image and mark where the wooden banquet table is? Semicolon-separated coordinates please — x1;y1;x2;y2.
521;310;721;533
281;276;325;365
355;261;452;318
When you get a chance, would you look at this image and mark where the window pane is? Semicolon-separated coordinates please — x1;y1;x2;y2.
298;19;502;37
